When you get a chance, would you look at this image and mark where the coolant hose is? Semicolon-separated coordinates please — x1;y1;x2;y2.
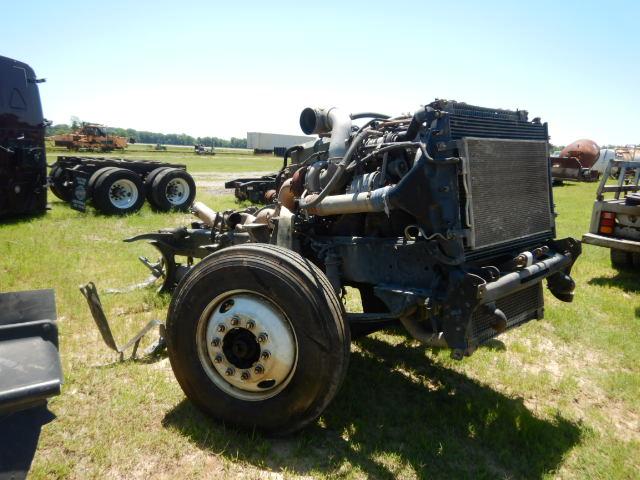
299;128;370;209
350;112;391;120
281;145;303;170
399;106;431;141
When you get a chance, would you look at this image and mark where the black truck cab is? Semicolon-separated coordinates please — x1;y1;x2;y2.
0;55;48;219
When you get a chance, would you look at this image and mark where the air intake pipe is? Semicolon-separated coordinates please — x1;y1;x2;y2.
305;186;393;216
299;107;353;198
299;107;351;161
300;107;384;209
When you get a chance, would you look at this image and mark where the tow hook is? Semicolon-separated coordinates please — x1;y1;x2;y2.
547;273;576;302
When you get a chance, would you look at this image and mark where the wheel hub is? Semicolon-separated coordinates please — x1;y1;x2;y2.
198;292;297;400
108;179;138;208
222;328;260;369
165;178;189;205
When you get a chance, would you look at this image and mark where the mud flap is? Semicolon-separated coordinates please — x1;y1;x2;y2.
0;289;62;414
69;170;89;212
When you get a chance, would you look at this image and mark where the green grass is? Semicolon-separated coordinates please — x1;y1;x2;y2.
1;155;638;479
47;143;283;174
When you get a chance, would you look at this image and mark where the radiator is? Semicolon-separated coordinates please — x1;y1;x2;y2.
460;137;554;249
470;283;544;345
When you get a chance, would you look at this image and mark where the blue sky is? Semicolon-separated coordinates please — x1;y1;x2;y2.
3;0;638;145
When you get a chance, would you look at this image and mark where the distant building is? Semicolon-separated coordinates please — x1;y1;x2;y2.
247;132;315;154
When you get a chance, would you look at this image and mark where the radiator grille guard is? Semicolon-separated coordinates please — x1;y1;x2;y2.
471;283;544;346
460;138;554;249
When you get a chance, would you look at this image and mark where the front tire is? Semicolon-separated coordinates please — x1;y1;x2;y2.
166;244;350;435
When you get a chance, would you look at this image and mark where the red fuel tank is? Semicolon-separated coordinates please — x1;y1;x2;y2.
560;139;600;168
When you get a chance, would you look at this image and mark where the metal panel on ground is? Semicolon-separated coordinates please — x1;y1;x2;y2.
0;289;62;414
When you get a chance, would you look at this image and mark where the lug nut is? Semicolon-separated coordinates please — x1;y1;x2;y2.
225;367;235;376
214;354;223;364
254;364;264;375
261;350;271;360
246;320;255;329
216;324;226;333
257;332;268;343
240;371;251;380
230;315;240;326
211;337;221;347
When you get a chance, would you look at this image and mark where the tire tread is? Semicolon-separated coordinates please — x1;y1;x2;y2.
167;243;349;435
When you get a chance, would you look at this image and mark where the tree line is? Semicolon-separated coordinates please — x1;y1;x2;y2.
44;121;635;152
46;119;247;148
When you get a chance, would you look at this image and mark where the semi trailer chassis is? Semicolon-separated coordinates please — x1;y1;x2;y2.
49;156;196;214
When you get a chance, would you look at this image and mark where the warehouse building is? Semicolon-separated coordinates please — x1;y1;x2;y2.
247;132;315;155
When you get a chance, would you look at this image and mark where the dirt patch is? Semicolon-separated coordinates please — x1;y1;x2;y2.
502;330;639;442
192;171;274;196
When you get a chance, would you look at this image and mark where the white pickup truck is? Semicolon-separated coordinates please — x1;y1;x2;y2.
583;159;640;268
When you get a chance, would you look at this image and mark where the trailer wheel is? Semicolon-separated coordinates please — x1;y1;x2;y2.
88;167;118;192
150;168;196;211
92;168;145;215
144;167;171;203
166;244;350;435
49;165;73;201
610;249;632;269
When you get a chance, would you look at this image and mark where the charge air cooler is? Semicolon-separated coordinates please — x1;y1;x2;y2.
459;137;554;250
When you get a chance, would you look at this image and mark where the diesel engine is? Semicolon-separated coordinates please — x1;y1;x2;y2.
131;100;581;434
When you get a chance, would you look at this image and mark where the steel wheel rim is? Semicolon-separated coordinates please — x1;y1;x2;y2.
196;290;298;401
165;178;190;206
108;179;138;209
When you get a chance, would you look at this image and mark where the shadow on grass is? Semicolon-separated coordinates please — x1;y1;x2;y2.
162;335;581;479
479;338;506;351
92;350;168;369
552;181;578;188
0;210;48;225
588;271;640;293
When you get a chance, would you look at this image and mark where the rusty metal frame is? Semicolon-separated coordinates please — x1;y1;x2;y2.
79;282;165;361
